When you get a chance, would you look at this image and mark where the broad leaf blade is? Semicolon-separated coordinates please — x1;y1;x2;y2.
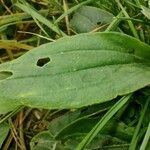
0;32;150;113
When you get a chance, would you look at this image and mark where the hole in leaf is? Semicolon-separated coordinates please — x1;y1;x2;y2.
97;21;102;25
0;71;13;80
36;57;50;67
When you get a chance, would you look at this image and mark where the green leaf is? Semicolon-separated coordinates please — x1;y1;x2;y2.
141;6;150;20
55;0;97;24
15;0;65;36
49;113;134;142
129;96;150;150
0;9;49;32
0;122;10;148
48;110;82;138
48;101;115;139
140;122;150;150
64;134;129;150
0;32;150;113
77;95;131;149
30;131;129;150
30;131;65;150
70;6;114;33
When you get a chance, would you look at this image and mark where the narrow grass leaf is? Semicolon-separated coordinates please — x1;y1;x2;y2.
0;106;24;124
15;2;66;36
32;17;49;37
77;94;132;149
0;10;48;31
0;122;10;148
129;97;150;150
116;0;139;39
55;0;97;24
141;6;150;20
0;40;33;50
140;121;150;150
105;11;123;32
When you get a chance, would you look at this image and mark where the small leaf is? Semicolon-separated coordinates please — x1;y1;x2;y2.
0;32;150;113
48;110;81;137
70;6;114;33
30;131;64;150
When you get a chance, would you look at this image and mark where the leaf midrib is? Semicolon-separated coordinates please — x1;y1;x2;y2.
5;62;150;81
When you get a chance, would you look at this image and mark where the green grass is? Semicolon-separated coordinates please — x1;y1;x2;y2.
0;0;150;149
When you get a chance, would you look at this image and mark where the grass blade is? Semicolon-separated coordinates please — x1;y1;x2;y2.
0;106;24;124
105;11;123;32
129;96;150;150
116;0;139;39
55;0;97;24
77;94;132;150
15;1;66;36
140;122;150;150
